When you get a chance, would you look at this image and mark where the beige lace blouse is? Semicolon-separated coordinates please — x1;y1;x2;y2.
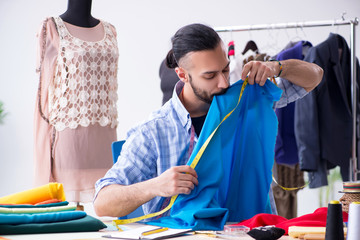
34;17;118;202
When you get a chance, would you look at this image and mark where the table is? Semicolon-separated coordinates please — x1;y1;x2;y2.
1;222;293;240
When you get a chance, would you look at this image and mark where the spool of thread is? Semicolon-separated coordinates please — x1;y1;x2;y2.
325;200;344;240
347;202;360;240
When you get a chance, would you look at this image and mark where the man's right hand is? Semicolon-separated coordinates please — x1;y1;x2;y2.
152;165;198;197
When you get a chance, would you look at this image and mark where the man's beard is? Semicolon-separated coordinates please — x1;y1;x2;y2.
188;74;228;104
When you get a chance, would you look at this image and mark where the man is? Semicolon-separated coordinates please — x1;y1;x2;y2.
94;23;323;218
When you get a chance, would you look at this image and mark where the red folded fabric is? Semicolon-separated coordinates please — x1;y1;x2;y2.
233;213;287;228
231;207;349;235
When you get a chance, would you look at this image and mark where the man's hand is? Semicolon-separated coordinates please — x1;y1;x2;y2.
241;61;279;86
241;59;323;92
152;165;198;197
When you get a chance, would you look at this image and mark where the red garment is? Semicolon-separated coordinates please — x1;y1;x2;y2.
231;207;348;235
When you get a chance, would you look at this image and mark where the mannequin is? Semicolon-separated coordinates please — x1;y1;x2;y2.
60;0;100;27
34;0;119;212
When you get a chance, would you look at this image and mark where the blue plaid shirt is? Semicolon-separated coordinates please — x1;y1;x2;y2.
94;78;307;215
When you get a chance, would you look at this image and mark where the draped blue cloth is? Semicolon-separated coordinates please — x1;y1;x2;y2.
147;79;282;230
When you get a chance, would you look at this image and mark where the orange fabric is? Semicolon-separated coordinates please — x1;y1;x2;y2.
0;183;65;205
34;199;62;205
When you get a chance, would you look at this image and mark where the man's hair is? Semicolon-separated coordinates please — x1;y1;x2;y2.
166;23;221;69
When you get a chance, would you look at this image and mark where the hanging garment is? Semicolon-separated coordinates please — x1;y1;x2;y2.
159;59;179;105
272;162;305;219
274;41;312;166
295;33;360;188
34;17;118;202
147;79;282;230
229;48;259;84
271;41;311;219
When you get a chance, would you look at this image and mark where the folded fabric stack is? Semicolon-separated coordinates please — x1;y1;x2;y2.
0;183;106;234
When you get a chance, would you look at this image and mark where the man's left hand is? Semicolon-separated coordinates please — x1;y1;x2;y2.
241;61;279;86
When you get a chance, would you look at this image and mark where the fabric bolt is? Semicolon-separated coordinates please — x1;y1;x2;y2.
0;215;106;234
146;79;282;230
0;205;76;214
0;201;68;209
0;211;86;225
295;33;360;187
0;183;65;205
34;199;63;205
34;17;118;202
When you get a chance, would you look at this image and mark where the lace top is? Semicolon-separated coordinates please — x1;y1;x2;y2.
49;17;118;131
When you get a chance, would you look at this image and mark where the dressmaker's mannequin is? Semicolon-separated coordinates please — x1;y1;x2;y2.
35;0;118;213
61;0;98;212
60;0;99;27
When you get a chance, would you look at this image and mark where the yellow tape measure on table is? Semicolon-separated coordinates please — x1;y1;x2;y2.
113;79;249;226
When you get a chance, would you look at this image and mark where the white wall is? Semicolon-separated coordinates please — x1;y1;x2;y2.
0;0;359;216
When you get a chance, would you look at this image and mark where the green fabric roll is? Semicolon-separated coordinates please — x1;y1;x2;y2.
0;215;107;234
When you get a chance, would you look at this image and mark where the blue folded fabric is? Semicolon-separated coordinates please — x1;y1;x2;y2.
0;211;86;225
147;80;281;230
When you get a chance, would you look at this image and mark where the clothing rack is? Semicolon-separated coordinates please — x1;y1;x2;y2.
215;17;360;181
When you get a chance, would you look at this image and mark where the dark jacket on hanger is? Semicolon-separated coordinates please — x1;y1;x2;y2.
295;33;360;188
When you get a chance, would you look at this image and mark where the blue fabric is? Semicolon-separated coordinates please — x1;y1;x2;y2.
147;79;282;230
274;41;312;165
95;77;304;218
0;211;86;225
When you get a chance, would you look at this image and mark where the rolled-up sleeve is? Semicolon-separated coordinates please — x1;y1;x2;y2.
94;124;157;200
273;77;308;109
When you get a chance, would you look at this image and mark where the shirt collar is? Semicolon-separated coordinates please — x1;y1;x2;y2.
171;81;192;131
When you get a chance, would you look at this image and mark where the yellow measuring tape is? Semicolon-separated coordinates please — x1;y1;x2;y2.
272;174;308;191
113;79;249;226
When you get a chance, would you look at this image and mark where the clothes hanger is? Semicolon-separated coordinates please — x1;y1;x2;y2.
288;26;303;44
241;40;259;55
260;26;281;56
332;12;347;34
